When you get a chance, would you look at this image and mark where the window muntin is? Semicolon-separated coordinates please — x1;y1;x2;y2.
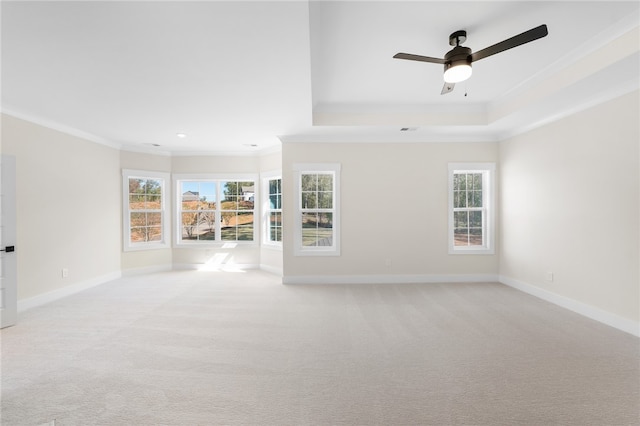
267;178;282;243
293;163;340;256
453;172;485;247
301;173;334;247
181;181;217;241
448;163;495;254
122;170;170;251
221;181;254;241
176;178;256;244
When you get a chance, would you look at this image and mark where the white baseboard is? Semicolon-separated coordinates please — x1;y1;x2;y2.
282;273;499;285
500;275;640;337
18;271;122;313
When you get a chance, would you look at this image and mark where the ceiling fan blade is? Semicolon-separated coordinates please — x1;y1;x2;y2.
393;53;446;64
441;82;455;95
470;24;548;62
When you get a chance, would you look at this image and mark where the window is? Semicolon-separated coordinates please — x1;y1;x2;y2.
293;163;340;256
175;175;257;245
448;163;495;254
262;173;282;247
122;170;170;251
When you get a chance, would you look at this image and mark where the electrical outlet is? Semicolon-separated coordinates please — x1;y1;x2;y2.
546;272;554;282
385;258;392;268
62;268;69;278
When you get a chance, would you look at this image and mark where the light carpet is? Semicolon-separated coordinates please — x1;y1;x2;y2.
1;270;638;425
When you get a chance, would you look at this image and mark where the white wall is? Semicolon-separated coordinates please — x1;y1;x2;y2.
499;90;639;329
1;114;121;300
282;142;499;283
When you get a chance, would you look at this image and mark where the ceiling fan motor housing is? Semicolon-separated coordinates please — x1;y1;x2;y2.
443;46;472;72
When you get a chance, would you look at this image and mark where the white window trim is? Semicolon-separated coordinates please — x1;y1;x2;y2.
261;170;282;250
293;163;341;257
448;162;496;255
122;169;171;251
173;173;259;247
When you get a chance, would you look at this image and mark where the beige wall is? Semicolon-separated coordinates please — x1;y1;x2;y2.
1;114;121;300
282;142;499;281
499;90;639;324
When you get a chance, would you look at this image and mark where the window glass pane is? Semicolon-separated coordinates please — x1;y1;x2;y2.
147;226;162;242
318;192;333;209
301;174;317;191
469;228;483;246
302;192;317;209
129;178;145;195
317;174;333;191
129;194;145;210
144;179;162;195
181;212;199;240
222;195;238;211
130;227;146;243
473;173;483;190
454;211;468;228
301;212;318;246
131;212;146;227
146;195;161;209
470;190;482;208
469;211;482;227
270;194;281;209
221;211;236;228
457;173;467;190
454;229;469;246
147;212;162;226
237;211;254;241
239;199;254;211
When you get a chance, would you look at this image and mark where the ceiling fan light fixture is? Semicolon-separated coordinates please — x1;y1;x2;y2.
443;61;472;83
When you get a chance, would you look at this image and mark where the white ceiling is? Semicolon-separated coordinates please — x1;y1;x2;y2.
2;1;639;155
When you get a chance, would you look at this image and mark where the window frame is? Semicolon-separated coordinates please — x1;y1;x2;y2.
173;174;258;247
122;169;171;251
293;163;341;257
261;171;283;249
448;163;496;255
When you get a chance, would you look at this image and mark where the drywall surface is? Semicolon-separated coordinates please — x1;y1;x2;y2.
1;114;121;300
282;142;499;282
499;90;639;324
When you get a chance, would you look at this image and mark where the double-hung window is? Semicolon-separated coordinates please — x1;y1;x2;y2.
122;170;170;251
293;163;340;256
262;173;282;247
448;163;495;254
175;175;257;245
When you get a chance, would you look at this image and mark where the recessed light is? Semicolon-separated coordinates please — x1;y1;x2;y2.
400;127;418;131
243;143;258;148
176;133;187;138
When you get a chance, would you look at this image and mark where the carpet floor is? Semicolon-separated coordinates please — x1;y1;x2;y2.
1;270;638;425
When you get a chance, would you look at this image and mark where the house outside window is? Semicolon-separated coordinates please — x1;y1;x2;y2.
293;163;340;256
448;163;495;254
122;169;170;251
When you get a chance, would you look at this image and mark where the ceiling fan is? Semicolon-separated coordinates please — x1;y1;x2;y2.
393;24;548;94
